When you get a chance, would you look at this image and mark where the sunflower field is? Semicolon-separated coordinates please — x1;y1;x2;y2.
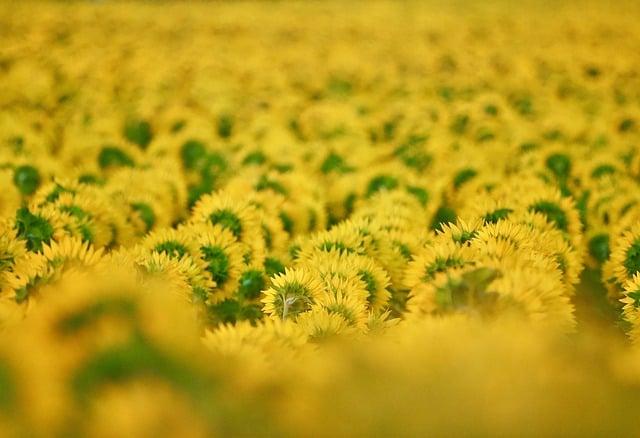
1;0;640;436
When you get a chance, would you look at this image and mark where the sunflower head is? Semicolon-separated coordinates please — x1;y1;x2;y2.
261;268;324;320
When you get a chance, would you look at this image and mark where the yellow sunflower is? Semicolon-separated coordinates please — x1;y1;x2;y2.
261;268;325;321
188;223;245;302
295;307;356;342
189;191;265;266
3;236;103;306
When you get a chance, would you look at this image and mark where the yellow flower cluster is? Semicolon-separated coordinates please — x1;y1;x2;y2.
1;0;640;435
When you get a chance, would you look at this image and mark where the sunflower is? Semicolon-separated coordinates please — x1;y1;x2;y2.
348;256;392;313
30;179;82;208
313;283;368;331
3;237;103;305
107;168;178;234
368;227;431;291
9;156;58;198
140;227;199;261
519;183;583;251
296;217;381;262
295;308;357;342
407;254;574;332
472;218;581;294
301;250;391;314
404;240;475;291
236;190;291;259
351;190;431;233
406;266;490;317
12;205;67;253
148;159;189;219
189;191;265;265
117;248;207;306
40;236;104;268
189;224;245;302
43;192;115;248
489;261;575;332
131;198;170;238
261;268;325;321
435;218;484;246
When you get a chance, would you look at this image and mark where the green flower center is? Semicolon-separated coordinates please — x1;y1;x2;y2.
123;119;153;149
154;240;188;259
217;114;234;139
529;201;568;231
288;244;301;260
453;230;478;244
325;303;357;325
98;146;135;169
131;203;155;232
431;205;457;231
78;174;104;185
319;241;350;253
344;193;357;216
453;168;477;189
44;183;75;204
483;208;513;224
545;153;571;179
395;242;412;260
171;119;186;133
619;118;635;133
308;209;318;232
60;205;89;220
450;114;469;134
256;175;288;195
484;104;499;116
201;245;229;287
181;139;207;170
279;212;294;235
209;298;241;324
624;240;640;278
321;153;353;174
591;164;615;179
406;186;429;206
238;270;265;300
14;207;54;252
366;175;399;197
242;151;267;166
423;256;467;282
588;234;610;264
627;290;640;308
262;224;273;250
359;270;377;304
210;209;242;239
13;165;41;195
264;257;285;277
